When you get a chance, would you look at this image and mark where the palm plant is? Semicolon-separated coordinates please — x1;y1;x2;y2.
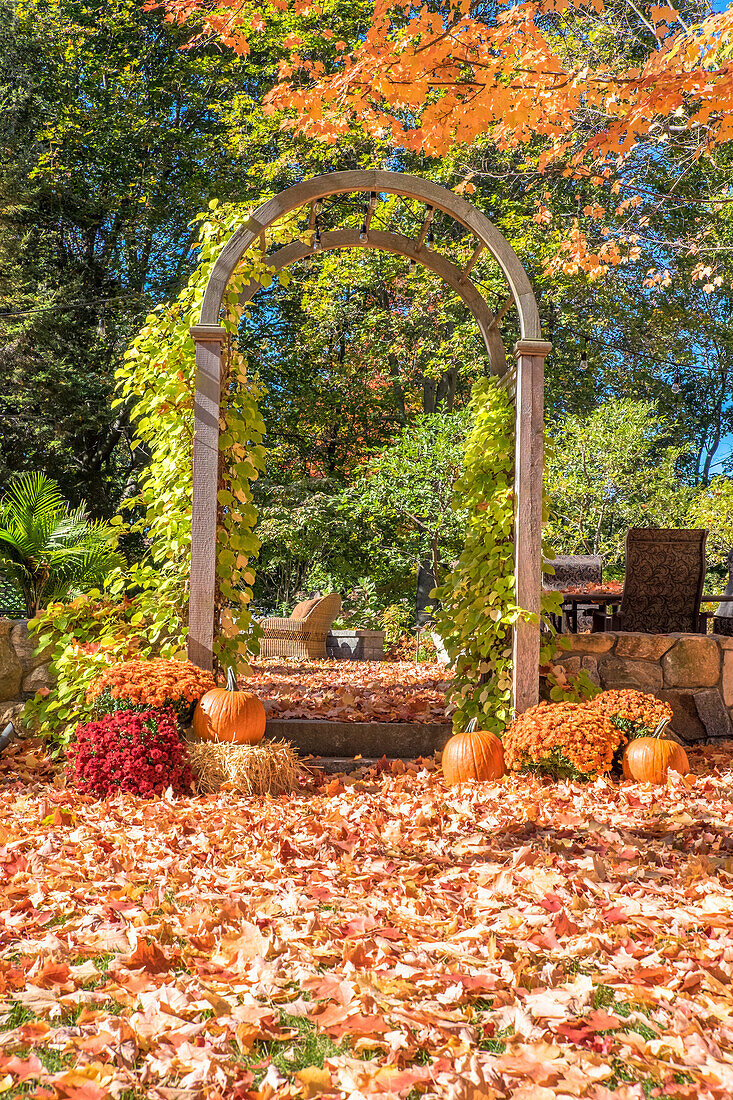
0;472;125;617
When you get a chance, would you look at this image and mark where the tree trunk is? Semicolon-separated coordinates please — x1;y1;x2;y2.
423;377;436;414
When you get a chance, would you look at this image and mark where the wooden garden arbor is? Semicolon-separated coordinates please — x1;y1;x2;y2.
188;170;550;713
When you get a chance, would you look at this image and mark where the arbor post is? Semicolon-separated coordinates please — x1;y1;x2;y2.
512;339;551;714
188;324;227;671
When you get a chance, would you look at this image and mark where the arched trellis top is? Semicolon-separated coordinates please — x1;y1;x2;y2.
188;170;551;715
198;169;542;344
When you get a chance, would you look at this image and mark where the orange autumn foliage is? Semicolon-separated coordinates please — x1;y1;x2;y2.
589;689;673;734
2;737;733;1095
247;658;452;723
150;0;733;169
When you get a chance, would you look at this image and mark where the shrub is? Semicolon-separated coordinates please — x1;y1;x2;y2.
69;708;192;798
503;702;622;781
87;658;216;725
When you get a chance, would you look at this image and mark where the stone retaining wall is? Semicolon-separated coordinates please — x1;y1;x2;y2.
554;632;733;744
326;629;385;661
0;619;51;729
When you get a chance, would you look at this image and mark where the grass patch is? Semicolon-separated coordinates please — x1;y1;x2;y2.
0;1003;35;1032
36;1046;73;1073
604;1059;696;1098
69;951;118;989
233;1012;348;1086
477;1025;513;1054
0;1045;75;1099
45;913;70;929
592;984;659;1041
410;1048;433;1065
478;1037;507;1054
592;983;615;1009
94;998;127;1016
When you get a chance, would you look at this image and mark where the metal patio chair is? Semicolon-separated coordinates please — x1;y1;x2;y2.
592;529;708;634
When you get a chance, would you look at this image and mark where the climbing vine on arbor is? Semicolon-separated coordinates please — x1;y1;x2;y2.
27;201;284;744
432;378;519;734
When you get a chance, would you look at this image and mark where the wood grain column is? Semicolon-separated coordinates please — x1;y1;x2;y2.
188;325;226;671
512;339;551;714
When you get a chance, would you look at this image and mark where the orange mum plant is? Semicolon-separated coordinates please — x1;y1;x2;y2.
589;689;672;738
588;689;675;774
503;702;621;781
87;659;216;725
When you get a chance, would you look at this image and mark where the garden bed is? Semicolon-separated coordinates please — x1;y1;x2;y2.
247;658;453;724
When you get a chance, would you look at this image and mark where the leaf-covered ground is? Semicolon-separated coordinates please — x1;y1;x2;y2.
1;739;733;1099
248;660;452;724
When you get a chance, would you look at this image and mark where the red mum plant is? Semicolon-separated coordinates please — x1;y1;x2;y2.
69;708;192;798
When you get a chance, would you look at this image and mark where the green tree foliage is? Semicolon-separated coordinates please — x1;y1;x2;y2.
27;205;276;744
0;473;124;617
242;224;484;476
685;478;733;579
241;222;489;616
545;399;694;572
345;413;469;585
0;0;388;515
0;0;290;512
252;478;371;614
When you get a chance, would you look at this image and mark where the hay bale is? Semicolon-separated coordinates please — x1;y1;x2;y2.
186;737;302;796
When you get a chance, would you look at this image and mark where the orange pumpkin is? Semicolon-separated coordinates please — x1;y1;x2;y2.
622;735;690;785
192;668;266;745
442;719;505;786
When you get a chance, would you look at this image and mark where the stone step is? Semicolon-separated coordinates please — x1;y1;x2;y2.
265;718;452;758
304;756;424;774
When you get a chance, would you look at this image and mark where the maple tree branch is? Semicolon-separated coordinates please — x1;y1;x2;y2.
619;0;661;46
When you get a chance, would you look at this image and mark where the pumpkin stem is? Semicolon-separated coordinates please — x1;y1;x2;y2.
652;716;671;739
226;667;238;692
466;717;478;733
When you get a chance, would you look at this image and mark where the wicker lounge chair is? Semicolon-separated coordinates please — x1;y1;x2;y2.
592;528;708;634
258;593;342;659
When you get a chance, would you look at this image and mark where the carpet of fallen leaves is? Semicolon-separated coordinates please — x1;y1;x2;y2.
2;738;733;1100
248;660;452;724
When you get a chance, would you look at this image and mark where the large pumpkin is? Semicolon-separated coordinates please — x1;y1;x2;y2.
442;719;505;786
192;668;266;745
622;735;690;785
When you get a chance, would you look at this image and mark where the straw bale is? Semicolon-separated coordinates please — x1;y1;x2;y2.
186;737;302;796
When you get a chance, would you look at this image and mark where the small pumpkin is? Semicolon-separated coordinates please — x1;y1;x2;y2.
192;667;266;745
622;734;690;785
442;718;505;786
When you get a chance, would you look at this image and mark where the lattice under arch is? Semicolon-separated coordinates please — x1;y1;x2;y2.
188;170;551;714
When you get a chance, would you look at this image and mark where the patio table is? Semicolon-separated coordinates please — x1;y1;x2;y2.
558;590;727;633
559;590;622;633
